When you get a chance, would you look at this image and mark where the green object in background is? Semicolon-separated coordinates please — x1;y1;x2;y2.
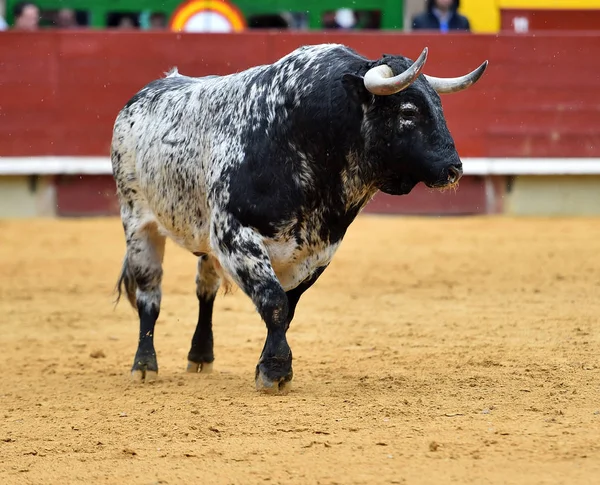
5;0;404;30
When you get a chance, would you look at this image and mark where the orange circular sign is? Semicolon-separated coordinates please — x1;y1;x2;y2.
169;0;247;33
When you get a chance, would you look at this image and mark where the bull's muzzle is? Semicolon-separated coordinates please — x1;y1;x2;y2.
426;163;463;189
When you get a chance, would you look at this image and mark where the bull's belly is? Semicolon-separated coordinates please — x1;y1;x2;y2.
151;210;211;255
157;223;211;255
266;239;340;291
142;192;212;254
151;209;338;292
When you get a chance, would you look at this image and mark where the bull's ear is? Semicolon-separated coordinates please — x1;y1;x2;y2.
341;73;372;104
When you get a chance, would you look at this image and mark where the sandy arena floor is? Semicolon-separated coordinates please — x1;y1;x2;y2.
0;215;599;484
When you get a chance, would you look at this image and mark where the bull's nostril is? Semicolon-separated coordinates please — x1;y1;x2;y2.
448;165;462;183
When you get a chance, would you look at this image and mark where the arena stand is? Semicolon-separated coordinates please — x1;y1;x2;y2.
1;31;600;217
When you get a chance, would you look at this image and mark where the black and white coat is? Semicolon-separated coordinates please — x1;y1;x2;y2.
111;43;487;393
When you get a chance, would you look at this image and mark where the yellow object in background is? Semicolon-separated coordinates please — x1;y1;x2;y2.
459;0;499;33
459;0;600;33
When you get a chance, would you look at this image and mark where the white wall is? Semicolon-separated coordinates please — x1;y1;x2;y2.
0;176;56;218
506;175;600;216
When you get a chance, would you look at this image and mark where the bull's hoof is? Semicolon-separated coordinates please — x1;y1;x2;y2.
255;364;293;395
131;369;158;383
187;350;214;374
186;361;214;374
131;351;158;383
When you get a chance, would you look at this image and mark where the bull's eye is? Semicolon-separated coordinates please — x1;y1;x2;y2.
400;102;419;118
398;103;418;130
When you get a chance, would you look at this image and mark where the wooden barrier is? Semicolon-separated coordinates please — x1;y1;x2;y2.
1;31;598;215
2;31;600;158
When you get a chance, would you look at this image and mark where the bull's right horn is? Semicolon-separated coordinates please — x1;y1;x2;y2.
424;60;489;94
363;47;428;96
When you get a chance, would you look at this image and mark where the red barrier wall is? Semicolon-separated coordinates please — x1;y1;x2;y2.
52;174;505;217
1;31;600;159
501;9;600;32
1;31;597;216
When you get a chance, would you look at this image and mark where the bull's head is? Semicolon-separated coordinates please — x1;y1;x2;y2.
343;48;487;195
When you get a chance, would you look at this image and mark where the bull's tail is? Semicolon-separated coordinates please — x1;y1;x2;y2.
115;254;137;310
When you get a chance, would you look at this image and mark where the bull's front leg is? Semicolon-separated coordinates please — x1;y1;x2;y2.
211;212;292;394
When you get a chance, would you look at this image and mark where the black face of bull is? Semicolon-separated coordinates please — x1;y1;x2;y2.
343;50;486;196
369;79;463;195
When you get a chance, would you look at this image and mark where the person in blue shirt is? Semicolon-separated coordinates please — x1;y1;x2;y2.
412;0;470;32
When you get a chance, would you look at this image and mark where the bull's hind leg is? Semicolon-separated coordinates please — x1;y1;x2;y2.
118;215;166;383
186;255;221;373
211;212;292;394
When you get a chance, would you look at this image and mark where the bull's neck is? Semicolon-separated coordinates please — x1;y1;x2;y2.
287;71;376;212
340;150;378;212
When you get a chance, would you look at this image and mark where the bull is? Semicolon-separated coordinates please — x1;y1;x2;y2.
111;43;487;393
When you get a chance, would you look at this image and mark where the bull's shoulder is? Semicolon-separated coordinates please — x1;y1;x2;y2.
220;158;303;239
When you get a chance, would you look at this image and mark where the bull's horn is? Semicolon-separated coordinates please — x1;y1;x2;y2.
424;60;489;94
363;47;428;96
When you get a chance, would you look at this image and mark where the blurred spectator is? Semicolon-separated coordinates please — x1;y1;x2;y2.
412;0;470;32
283;12;308;30
55;8;77;28
106;12;139;29
0;16;7;31
323;8;357;29
117;15;137;29
13;1;40;30
249;14;289;29
335;8;356;29
149;12;167;30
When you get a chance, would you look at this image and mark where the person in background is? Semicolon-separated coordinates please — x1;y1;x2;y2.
149;12;167;30
323;8;356;29
0;3;7;31
412;0;470;32
13;1;40;30
55;8;78;28
117;15;137;29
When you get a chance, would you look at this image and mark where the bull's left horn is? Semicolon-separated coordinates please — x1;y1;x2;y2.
364;47;428;96
424;60;489;94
